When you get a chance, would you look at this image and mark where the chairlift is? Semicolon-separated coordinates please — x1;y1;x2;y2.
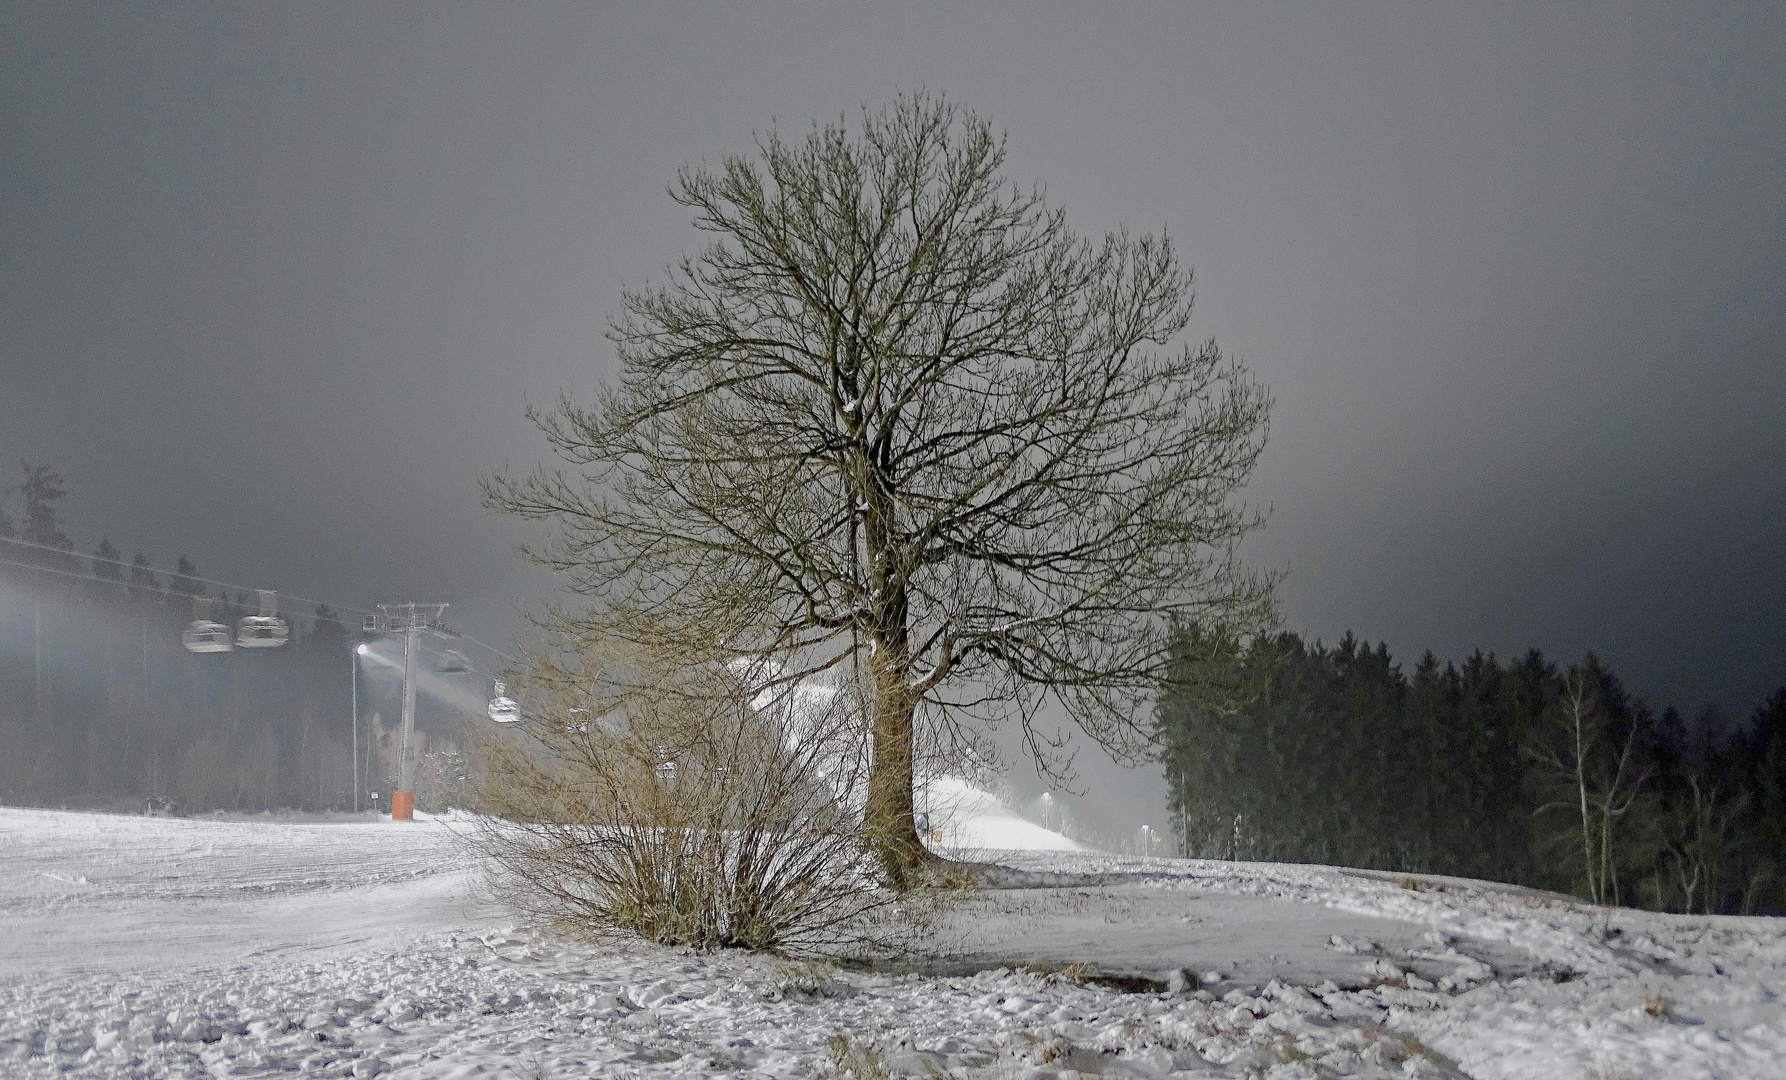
236;590;290;649
435;649;472;673
182;597;233;654
487;679;520;723
183;622;234;653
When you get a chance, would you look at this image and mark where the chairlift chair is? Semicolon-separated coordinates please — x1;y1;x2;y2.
435;649;472;673
487;679;520;723
236;590;290;649
182;597;233;654
183;622;234;653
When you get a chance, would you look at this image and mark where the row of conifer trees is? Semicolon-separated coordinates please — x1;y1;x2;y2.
1156;629;1786;915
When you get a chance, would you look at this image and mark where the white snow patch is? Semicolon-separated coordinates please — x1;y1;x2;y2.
2;807;1783;1079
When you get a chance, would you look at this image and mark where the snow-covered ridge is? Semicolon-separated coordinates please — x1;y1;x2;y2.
3;807;1782;1078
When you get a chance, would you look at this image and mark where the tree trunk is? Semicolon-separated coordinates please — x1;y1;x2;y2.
858;474;932;882
862;648;928;883
1571;687;1600;905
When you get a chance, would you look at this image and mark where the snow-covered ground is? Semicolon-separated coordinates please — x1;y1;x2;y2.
3;806;1782;1079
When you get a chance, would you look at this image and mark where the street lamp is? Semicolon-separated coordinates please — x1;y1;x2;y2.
353;643;370;813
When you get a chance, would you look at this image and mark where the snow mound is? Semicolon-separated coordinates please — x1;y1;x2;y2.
918;776;1089;852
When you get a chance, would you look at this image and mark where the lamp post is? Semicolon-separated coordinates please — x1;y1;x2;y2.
353;643;368;813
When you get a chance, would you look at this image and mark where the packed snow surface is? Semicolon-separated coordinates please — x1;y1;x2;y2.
3;807;1782;1079
920;776;1088;852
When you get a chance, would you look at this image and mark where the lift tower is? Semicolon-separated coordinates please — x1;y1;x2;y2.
374;603;449;820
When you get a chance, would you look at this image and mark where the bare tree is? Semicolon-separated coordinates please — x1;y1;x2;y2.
485;92;1275;877
1651;770;1744;915
1527;662;1651;906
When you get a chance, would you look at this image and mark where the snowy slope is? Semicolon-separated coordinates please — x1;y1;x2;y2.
919;777;1089;853
3;806;1782;1079
0;808;492;978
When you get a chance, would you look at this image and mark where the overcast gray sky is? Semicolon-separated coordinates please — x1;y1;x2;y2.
3;2;1782;833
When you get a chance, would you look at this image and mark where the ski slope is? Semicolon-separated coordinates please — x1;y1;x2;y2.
920;776;1090;853
2;805;1782;1078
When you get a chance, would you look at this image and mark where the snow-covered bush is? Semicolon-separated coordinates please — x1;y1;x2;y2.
468;629;903;952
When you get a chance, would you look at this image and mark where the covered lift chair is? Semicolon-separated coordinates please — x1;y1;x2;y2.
236;589;290;648
488;680;520;723
181;596;233;654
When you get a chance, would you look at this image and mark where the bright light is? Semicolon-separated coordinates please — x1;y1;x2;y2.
355;644;370;656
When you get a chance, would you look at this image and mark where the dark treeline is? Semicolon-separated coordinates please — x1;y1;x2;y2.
1157;629;1786;914
0;464;455;813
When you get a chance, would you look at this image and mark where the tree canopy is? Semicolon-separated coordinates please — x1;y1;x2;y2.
487;92;1275;874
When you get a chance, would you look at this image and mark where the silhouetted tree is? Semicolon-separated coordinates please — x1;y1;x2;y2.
171;555;205;599
18;463;76;574
309;604;348;655
485;92;1276;878
89;539;125;602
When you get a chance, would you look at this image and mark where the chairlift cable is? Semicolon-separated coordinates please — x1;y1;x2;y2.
0;553;366;624
0;537;379;617
452;631;517;664
0;554;161;591
3;541;522;664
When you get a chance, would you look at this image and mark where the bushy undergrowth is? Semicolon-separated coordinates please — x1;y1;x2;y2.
469;632;915;953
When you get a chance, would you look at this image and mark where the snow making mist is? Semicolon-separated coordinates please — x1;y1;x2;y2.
355;638;494;720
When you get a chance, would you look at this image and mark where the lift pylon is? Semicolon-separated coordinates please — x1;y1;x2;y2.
372;603;449;820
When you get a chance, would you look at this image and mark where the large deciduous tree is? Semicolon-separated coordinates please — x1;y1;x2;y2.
486;93;1275;877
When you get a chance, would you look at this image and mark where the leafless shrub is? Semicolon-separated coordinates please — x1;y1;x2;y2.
826;1034;892;1080
1268;1033;1317;1065
1359;1027;1466;1077
771;958;840;997
468;627;911;953
1013;1028;1076;1065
